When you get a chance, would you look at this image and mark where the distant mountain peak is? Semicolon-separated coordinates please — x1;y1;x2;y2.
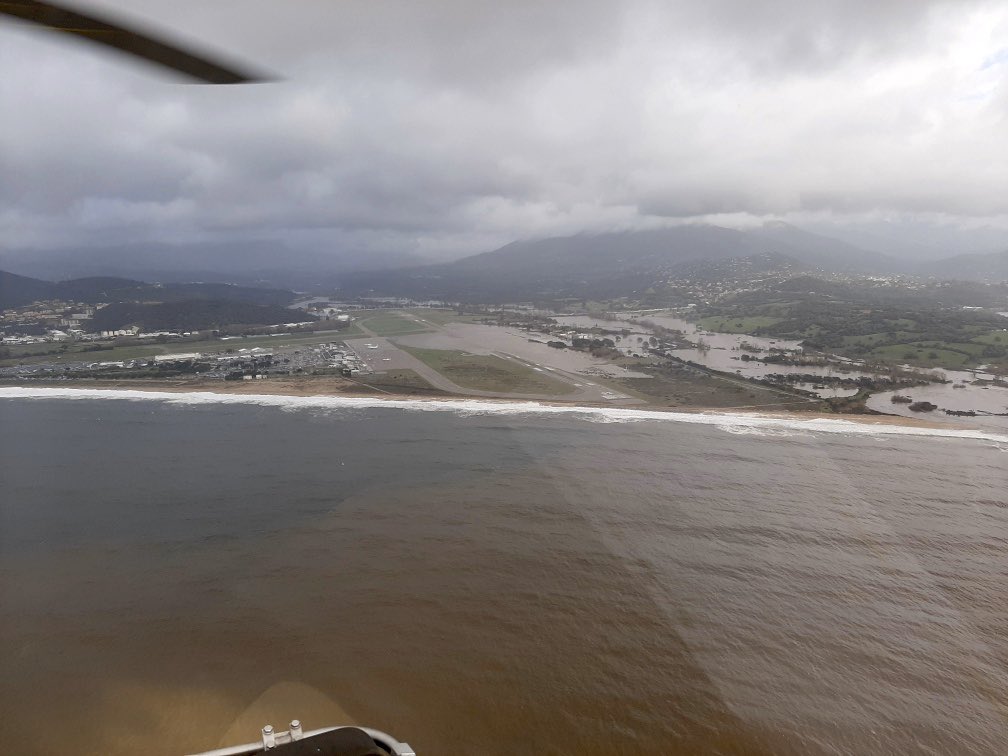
0;270;296;310
339;223;892;300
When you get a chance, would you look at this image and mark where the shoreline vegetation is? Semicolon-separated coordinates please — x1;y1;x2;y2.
0;376;967;431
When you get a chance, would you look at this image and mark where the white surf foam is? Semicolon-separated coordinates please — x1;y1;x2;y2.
2;386;1007;444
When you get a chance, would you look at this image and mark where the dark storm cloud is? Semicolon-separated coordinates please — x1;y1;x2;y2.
1;0;1007;260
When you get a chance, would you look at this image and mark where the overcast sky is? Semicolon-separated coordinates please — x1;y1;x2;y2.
2;0;1007;262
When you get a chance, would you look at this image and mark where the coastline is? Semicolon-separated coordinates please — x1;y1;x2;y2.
0;377;980;433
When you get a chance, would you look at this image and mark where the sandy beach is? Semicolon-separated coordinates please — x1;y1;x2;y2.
0;376;974;432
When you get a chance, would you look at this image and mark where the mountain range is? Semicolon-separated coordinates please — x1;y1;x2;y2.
0;240;421;290
340;222;1008;301
0;270;295;311
3;224;1007;304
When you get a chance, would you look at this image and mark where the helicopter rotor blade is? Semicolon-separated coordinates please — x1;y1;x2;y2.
0;0;266;83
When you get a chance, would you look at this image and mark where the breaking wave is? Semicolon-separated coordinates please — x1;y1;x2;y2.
2;386;1007;444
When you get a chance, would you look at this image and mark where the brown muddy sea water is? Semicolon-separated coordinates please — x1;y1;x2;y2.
1;391;1007;754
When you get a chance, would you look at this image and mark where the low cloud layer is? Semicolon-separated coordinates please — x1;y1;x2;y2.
2;0;1007;262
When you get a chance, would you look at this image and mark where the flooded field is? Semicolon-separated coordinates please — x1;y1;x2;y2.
867;382;1008;433
555;313;876;394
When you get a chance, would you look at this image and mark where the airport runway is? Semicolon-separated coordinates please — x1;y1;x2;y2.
347;318;643;405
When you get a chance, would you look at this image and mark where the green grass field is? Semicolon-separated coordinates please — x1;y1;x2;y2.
866;343;973;367
833;328;1008;370
358;312;434;336
933;341;988;357
841;331;920;348
397;308;486;326
352;369;446;395
696;316;784;334
400;346;572;395
971;330;1008;346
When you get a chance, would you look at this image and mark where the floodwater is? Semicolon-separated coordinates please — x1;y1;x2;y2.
867;381;1008;433
555;313;876;392
2;391;1007;755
